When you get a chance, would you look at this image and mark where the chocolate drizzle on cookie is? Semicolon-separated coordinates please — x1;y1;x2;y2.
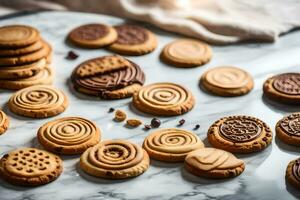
219;116;262;142
114;25;148;45
69;24;109;41
293;159;300;182
273;73;300;95
280;113;300;137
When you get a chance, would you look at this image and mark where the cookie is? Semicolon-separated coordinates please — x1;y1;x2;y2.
276;113;300;146
8;85;68;118
207;115;273;153
0;110;9;135
0;39;43;57
263;73;300;104
184;148;245;179
0;58;46;79
0;25;40;48
108;25;157;55
0;65;53;90
132;82;195;116
0;41;51;66
80;140;150;179
160;39;212;67
68;23;117;48
71;55;145;99
286;158;300;189
143;128;204;162
200;66;254;96
0;148;62;186
38;117;101;155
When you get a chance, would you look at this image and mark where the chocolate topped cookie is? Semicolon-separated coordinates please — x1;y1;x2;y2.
208;115;273;153
68;23;117;48
71;55;145;99
276;113;300;146
286;158;300;189
108;25;157;55
263;73;300;104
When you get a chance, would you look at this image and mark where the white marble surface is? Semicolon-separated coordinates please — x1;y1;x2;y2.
0;11;300;200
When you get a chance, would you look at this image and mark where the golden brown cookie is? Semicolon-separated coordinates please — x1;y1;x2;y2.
184;148;245;179
0;41;51;66
0;65;53;90
143;128;204;162
0;39;43;57
0;58;46;79
200;66;254;96
80;140;150;179
0;25;40;48
8;85;68;118
286;158;300;189
108;25;157;56
0;110;9;135
276;113;300;146
38;117;101;155
160;39;212;68
71;55;145;99
0;148;63;186
208;115;273;153
263;73;300;104
132;82;195;116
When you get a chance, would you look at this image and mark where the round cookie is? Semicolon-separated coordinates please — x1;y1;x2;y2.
0;39;43;57
0;148;63;186
8;85;68;118
0;58;46;79
160;39;212;67
0;110;9;135
200;66;254;96
0;25;40;48
276;113;300;146
143;128;204;162
38;117;101;155
108;25;157;55
71;55;145;99
207;115;273;153
263;73;300;104
0;65;53;90
80;140;150;179
132;82;195;116
68;23;117;48
286;158;300;189
184;148;245;179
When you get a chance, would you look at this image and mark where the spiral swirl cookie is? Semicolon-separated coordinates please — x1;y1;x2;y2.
263;73;300;104
276;113;300;146
109;25;157;55
208;115;273;153
38;117;101;154
0;148;63;186
68;23;117;48
185;148;245;178
0;110;9;135
8;85;68;118
143;128;204;162
80;140;150;179
286;158;300;189
71;55;145;99
161;39;212;68
200;66;254;96
133;82;195;116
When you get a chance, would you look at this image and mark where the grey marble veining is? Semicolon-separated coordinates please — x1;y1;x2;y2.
0;11;300;200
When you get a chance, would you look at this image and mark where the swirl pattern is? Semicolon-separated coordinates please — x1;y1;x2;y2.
143;128;204;162
279;113;300;137
273;73;300;95
8;85;68;118
80;140;149;179
293;158;300;181
133;82;195;116
0;110;9;135
38;117;101;154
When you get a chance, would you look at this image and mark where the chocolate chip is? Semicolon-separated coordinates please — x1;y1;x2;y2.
266;133;271;137
262;137;268;142
178;119;185;126
66;51;79;60
151;118;161;128
144;124;151;130
108;107;115;113
194;124;200;130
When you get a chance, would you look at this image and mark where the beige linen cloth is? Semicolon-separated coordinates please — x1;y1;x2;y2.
2;0;300;44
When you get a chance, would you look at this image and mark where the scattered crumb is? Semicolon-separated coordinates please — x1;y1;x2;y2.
66;50;79;60
126;119;142;127
114;110;126;122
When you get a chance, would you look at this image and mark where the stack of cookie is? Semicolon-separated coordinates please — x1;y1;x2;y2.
0;25;53;90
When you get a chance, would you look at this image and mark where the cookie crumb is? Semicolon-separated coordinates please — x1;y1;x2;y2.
151;118;161;128
194;124;200;130
126;119;142;127
178;119;185;126
114;110;126;122
144;124;151;130
108;107;115;113
66;51;79;60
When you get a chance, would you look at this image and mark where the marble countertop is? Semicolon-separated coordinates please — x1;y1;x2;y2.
0;11;300;200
